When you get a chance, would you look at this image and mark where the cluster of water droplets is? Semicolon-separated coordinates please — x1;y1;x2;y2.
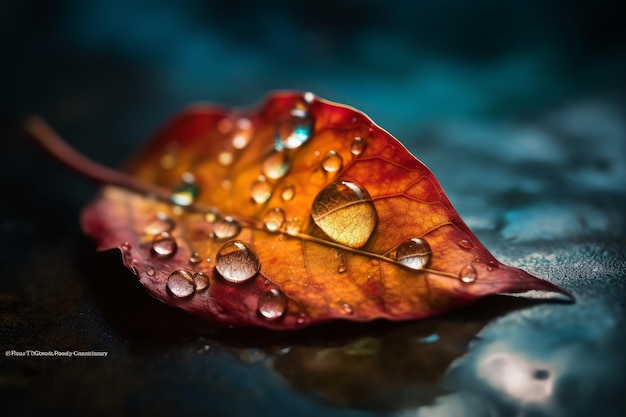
166;269;211;298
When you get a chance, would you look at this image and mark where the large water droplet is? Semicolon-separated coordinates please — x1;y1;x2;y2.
321;150;343;173
276;114;314;150
263;208;286;232
144;212;175;235
193;272;210;291
151;232;177;257
262;149;290;179
281;184;295;201
167;270;195;298
258;288;288;320
311;181;377;248
350;136;366;156
460;264;477;283
171;172;199;206
251;176;272;204
393;238;431;270
215;241;260;283
214;216;241;239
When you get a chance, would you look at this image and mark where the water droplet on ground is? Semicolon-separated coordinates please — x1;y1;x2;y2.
460;264;478;283
171;172;199;206
214;216;241;239
167;270;195;297
393;238;431;270
262;149;290;179
251;176;272;204
258;288;288;320
263;208;286;232
151;232;177;257
321;150;343;173
215;241;260;283
350;136;366;155
312;181;377;248
193;272;210;291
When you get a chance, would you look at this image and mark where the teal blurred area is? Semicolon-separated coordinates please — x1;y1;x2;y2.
1;1;625;416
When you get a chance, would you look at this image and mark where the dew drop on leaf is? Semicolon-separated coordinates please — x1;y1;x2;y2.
215;240;260;283
460;264;478;283
258;288;288;320
231;118;252;149
251;176;272;204
167;270;195;298
262;149;290;179
171;172;199;206
321;150;343;173
340;302;354;315
457;239;473;250
276;113;313;150
151;232;177;257
280;183;295;201
144;212;175;235
311;180;377;248
213;216;241;239
193;272;210;291
350;136;366;156
189;252;202;264
393;238;431;270
263;207;286;232
146;267;156;277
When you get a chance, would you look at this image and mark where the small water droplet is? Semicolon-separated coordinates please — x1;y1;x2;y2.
284;218;302;235
340;302;354;315
218;151;234;166
214;216;241;239
302;91;315;104
311;181;377;248
258;288;288;320
276;114;314;150
337;263;347;273
231;118;252;149
296;313;306;325
281;184;295;201
120;242;132;251
457;239;473;250
189;252;202;264
167;270;195;298
193;272;210;291
171;172;199;206
205;210;219;223
251;176;272;203
263;208;286;232
350;136;366;155
321;150;343;173
460;264;477;283
393;238;431;270
262;149;290;179
146;267;156;277
151;232;177;257
215;240;260;283
144;212;175;235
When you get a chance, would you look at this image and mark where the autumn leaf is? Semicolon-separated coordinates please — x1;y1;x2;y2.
26;91;573;330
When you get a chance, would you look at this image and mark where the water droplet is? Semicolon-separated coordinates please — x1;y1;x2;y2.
231;118;252;149
151;232;177;257
350;136;366;156
218;151;234;166
321;150;343;173
193;272;210;291
262;149;290;179
302;91;315;104
311;181;377;248
296;313;307;325
284;218;302;235
457;239;473;250
263;208;286;232
189;252;202;264
337;263;347;273
215;241;260;283
214;216;241;239
281;184;295;201
146;267;156;277
251;176;272;203
205;210;219;223
167;270;195;298
171;172;199;206
144;212;175;235
276;114;314;150
340;302;354;315
460;264;477;283
258;288;288;320
120;242;131;251
393;238;431;270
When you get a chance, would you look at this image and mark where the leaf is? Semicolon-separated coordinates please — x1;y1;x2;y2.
27;91;573;330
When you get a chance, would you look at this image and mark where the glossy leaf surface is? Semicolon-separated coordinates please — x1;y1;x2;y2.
80;92;572;329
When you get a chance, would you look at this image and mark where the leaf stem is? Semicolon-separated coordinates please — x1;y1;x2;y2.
24;115;174;201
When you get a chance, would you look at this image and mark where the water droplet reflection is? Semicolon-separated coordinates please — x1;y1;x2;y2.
215;241;260;283
258;288;288;320
193;272;210;291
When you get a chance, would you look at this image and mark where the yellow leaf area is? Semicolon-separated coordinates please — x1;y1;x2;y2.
86;92;565;328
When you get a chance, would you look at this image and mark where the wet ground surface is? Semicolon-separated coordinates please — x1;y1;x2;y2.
2;2;626;416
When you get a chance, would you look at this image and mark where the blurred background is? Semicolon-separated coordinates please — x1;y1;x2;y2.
1;1;625;416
